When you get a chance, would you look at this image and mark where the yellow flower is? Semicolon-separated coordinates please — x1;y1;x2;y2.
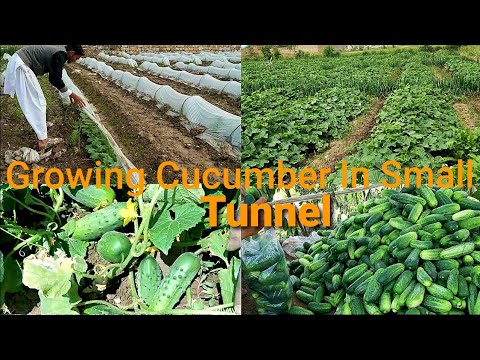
119;199;138;226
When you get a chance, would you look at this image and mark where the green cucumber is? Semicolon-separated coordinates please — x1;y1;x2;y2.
288;306;314;315
71;202;127;241
137;255;162;307
377;263;405;285
391;193;427;206
307;302;332;314
394;270;414;295
416;185;438;208
458;217;480;230
408;203;423;223
152;252;201;313
406;283;425;308
417;267;433;287
63;184;116;209
426;283;454;300
379;291;392;314
423;295;452;313
440;243;475;259
431;203;461;215
97;231;132;263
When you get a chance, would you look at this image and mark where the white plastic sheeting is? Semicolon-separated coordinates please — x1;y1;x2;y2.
98;52;138;67
139;61;240;98
196;52;241;63
140;52;203;65
120;52;170;66
78;57;240;148
174;62;241;81
211;59;241;70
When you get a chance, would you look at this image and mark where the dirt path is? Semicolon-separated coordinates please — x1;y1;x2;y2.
90;60;240;116
67;66;239;184
431;65;452;81
453;102;478;129
467;96;480;120
0;74;95;184
308;98;385;171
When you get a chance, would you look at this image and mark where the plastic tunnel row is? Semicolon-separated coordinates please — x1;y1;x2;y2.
98;52;138;67
94;54;240;98
120;51;240;81
140;52;242;69
138;61;241;98
77;57;241;148
119;52;171;66
173;61;241;81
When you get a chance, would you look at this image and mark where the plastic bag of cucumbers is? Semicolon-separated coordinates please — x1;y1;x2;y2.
288;185;480;315
242;228;293;314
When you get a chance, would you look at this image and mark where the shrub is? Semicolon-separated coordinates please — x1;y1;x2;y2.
323;45;339;57
272;47;281;59
261;45;272;60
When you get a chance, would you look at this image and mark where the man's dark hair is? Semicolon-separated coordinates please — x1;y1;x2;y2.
65;44;85;56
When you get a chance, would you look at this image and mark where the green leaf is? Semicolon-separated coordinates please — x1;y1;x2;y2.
143;184;205;205
72;256;88;274
67;238;88;258
39;292;79;315
2;256;23;293
149;204;205;254
0;251;3;284
217;257;240;305
22;251;74;298
198;230;229;264
83;304;125;315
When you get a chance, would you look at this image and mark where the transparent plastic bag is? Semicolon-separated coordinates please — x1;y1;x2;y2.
241;228;293;314
282;231;321;258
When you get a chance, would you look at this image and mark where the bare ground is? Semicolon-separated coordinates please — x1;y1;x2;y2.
91;60;240;116
453;102;478;129
308;98;385;171
67;64;239;184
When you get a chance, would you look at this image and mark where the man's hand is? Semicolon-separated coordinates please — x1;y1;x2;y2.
69;92;85;108
241;197;268;239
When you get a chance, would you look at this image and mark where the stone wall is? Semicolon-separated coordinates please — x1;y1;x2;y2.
85;45;240;55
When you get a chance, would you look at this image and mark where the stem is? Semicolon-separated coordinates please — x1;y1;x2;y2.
77;300;135;314
6;234;42;258
172;240;201;247
164;303;235;315
3;193;53;220
52;188;64;213
103;187;164;278
194;248;206;256
128;270;139;311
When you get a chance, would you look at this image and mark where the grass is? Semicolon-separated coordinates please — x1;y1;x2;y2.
0;45;20;58
459;45;480;63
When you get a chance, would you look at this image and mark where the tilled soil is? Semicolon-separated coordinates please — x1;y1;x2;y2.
68;64;239;184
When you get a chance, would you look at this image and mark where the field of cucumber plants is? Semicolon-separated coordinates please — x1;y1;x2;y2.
0;184;240;315
242;46;480;315
242;47;480;185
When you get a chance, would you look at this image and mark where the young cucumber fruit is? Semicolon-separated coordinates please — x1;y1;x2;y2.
137;255;163;307
63;184;116;209
71;202;127;241
151;252;201;313
97;231;132;263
